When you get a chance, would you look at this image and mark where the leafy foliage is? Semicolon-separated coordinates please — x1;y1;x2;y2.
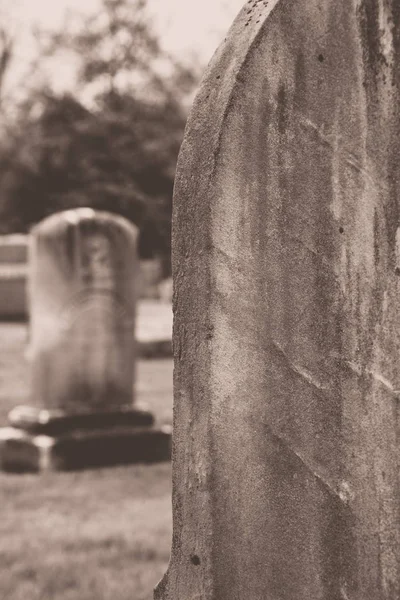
0;0;198;267
0;27;12;104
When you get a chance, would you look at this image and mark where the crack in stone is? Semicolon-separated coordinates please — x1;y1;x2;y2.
261;419;352;506
272;339;330;391
345;360;400;394
298;115;384;192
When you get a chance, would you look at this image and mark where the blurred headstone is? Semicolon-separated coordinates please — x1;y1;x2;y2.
0;234;28;320
156;1;400;599
30;208;138;412
0;234;28;264
158;277;173;304
0;209;171;471
139;258;163;299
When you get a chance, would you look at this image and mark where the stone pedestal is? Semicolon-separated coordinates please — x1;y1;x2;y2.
0;407;171;472
0;208;171;471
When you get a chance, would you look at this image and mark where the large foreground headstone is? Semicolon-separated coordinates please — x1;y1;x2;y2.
157;1;400;599
0;209;170;471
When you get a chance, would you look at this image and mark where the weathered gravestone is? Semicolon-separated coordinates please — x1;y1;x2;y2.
156;1;400;599
0;208;171;471
30;208;137;412
0;234;29;320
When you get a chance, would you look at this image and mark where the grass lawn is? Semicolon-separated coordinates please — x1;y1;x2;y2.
0;322;173;600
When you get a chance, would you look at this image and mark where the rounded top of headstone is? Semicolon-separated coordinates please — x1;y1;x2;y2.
32;208;138;239
182;0;280;129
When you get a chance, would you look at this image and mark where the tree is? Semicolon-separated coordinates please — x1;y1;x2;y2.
0;0;198;271
0;27;12;105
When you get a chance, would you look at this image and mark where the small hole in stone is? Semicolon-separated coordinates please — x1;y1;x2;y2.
190;554;201;566
395;267;400;276
216;75;221;80
339;227;344;234
318;54;324;62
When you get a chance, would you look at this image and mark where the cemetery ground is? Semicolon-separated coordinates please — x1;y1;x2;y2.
0;319;173;600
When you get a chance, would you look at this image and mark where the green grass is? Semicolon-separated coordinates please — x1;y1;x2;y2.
0;323;173;600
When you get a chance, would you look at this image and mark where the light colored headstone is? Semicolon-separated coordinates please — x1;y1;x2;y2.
0;264;28;319
139;258;163;299
29;208;139;413
157;1;400;599
0;234;29;319
0;234;28;264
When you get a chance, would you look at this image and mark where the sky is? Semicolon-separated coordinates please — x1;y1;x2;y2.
3;0;245;96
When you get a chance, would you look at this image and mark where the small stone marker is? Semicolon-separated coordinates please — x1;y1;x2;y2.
0;234;29;320
156;1;400;599
0;234;28;264
0;208;171;471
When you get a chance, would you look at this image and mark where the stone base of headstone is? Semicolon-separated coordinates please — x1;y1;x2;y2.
0;405;171;472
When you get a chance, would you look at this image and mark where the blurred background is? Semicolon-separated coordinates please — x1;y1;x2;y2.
0;0;243;276
0;1;244;599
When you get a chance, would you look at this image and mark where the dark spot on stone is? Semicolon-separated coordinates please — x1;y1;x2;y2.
245;22;249;26
190;554;201;566
339;227;344;234
216;75;221;80
318;54;324;62
395;267;400;276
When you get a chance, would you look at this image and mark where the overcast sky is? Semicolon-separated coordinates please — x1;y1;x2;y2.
6;0;245;69
0;0;244;103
